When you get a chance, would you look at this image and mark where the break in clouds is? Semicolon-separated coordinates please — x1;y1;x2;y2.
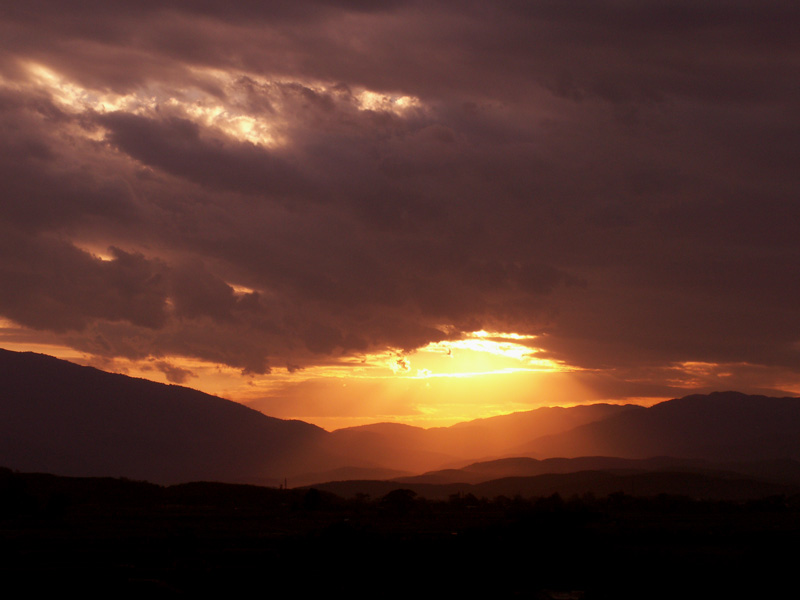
1;1;799;397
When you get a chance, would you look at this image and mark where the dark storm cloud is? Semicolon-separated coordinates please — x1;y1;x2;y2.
152;360;196;384
0;232;168;331
0;89;143;231
0;0;799;394
97;112;309;197
170;261;238;321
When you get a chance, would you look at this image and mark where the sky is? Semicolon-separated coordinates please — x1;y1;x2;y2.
1;1;799;429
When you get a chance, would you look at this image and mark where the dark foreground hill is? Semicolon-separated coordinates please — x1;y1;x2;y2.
0;348;329;484
3;467;799;598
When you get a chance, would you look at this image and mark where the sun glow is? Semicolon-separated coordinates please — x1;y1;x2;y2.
0;331;586;430
276;330;570;383
409;330;571;378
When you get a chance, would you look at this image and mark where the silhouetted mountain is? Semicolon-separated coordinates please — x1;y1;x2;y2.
443;403;645;456
324;423;461;474
2;349;644;484
6;349;800;489
328;403;642;472
525;391;800;461
291;465;412;487
394;456;713;484
394;455;800;491
0;349;331;484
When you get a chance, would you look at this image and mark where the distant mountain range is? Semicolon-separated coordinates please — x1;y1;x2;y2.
3;348;800;492
326;401;640;471
523;391;800;461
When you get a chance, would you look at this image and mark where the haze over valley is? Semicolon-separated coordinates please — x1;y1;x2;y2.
4;348;800;496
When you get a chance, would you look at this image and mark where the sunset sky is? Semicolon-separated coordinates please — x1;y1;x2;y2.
1;1;798;429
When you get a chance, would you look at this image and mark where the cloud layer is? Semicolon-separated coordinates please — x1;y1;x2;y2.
1;1;799;404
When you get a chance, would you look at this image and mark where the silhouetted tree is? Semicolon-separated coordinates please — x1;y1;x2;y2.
303;488;323;511
381;488;417;515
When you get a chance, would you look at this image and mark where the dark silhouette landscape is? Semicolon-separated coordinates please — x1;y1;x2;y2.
3;348;800;597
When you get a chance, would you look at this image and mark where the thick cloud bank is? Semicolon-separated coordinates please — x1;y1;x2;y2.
1;1;798;399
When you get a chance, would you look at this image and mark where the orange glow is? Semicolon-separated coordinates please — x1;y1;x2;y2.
0;327;589;430
234;331;585;429
13;330;794;432
410;330;573;378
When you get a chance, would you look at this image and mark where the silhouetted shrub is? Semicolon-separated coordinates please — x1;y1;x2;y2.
380;488;417;514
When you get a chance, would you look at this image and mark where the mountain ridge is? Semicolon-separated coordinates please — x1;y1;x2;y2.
0;348;329;484
523;390;800;461
4;348;800;487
